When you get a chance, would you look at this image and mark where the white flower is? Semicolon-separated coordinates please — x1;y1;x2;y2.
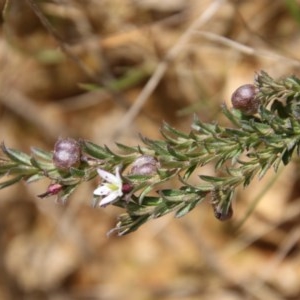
94;166;123;207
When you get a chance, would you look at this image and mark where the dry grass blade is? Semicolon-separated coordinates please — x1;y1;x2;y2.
195;30;300;68
113;0;226;137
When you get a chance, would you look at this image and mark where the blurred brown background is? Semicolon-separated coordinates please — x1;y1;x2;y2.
0;0;300;299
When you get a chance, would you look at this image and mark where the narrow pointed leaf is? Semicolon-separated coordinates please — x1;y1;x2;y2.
31;147;53;161
115;143;139;154
0;175;23;189
1;143;32;165
81;141;110;159
26;173;45;184
175;199;202;218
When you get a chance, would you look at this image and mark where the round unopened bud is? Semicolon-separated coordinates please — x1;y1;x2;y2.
213;204;233;221
231;84;259;115
122;183;133;194
53;138;81;170
38;183;63;198
131;155;159;176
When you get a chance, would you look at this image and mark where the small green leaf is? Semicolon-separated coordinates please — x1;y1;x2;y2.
81;141;110;159
58;177;81;185
225;128;246;138
136;196;162;207
126;173;153;183
158;157;185;169
69;167;86;177
138;184;158;204
115;143;139;154
159;189;187;202
192;118;220;135
152;202;180;218
0;162;18;176
175;200;201;218
1;143;32;166
30;157;55;171
221;104;243;127
57;185;77;205
215;157;227;169
141;138;169;156
0;175;23;189
8;165;38;175
167;145;187;161
258;155;277;179
156;168;178;180
183;164;197;180
26;173;45;184
281;146;294;166
162;122;190;139
31;147;53;161
200;175;226;184
116;214;151;236
195;184;213;192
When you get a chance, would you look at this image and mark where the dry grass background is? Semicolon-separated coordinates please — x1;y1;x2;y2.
0;0;300;299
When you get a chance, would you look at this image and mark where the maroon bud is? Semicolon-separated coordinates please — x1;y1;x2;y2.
53;138;81;170
131;155;159;176
38;183;63;198
122;183;133;194
231;84;259;115
213;203;233;221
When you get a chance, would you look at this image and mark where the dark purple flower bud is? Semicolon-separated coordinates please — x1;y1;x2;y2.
38;183;63;198
213;203;233;221
122;183;133;194
231;84;259;115
130;155;159;176
53;138;81;170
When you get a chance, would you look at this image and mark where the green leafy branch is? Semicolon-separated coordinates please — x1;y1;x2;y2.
1;71;300;235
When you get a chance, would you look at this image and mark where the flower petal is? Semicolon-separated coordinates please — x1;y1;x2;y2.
94;166;124;207
93;185;111;196
99;191;119;207
115;187;123;197
97;168;118;183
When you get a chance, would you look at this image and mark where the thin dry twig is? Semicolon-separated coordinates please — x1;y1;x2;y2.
25;0;96;80
25;0;130;109
195;30;300;68
256;228;300;285
112;0;226;138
